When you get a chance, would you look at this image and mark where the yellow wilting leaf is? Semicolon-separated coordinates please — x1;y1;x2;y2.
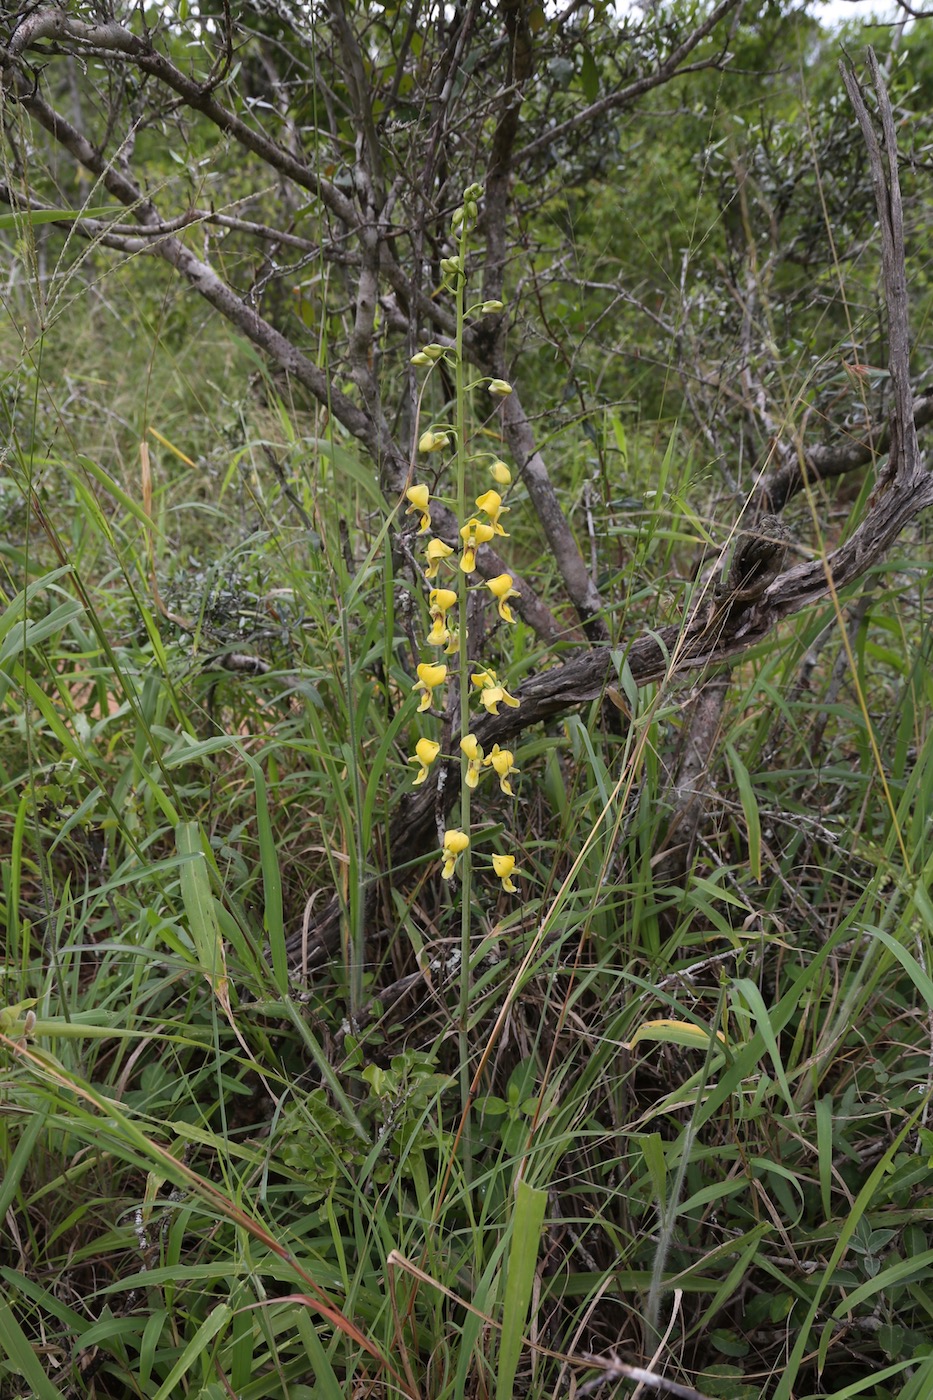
624;1019;726;1051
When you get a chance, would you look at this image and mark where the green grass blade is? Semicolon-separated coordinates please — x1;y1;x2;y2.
242;753;286;992
0;1297;66;1400
726;742;761;880
496;1180;547;1400
176;821;227;994
151;1302;231;1400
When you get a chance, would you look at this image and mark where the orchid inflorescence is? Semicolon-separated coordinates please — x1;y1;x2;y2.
403;182;524;898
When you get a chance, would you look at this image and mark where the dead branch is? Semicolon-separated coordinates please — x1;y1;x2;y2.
754;393;933;514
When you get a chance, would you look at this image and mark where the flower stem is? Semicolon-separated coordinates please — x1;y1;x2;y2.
454;217;473;1178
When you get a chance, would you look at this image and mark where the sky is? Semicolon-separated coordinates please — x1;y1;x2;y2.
810;0;902;26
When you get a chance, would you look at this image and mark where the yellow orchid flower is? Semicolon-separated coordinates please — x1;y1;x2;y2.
412;661;447;712
486;573;520;622
441;828;470;880
410;738;441;786
475;489;509;536
484;743;519;795
492;852;521;893
471;668;520;715
459;518;495;573
460;733;484;788
425;537;454;579
430;587;457;613
405;484;431;534
490;459;512;486
444;627;461;656
427;587;458;646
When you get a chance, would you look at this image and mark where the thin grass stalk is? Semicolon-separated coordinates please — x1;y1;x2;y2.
342;603;367;1022
644;985;726;1349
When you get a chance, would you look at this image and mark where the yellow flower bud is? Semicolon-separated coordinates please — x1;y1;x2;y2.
418;430;450;453
490;460;512;485
488;378;513;397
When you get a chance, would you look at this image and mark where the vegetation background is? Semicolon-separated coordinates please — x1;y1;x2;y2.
2;1;933;1397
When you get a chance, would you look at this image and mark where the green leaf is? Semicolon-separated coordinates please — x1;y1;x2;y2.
496;1180;548;1400
0;204;124;231
579;47;599;102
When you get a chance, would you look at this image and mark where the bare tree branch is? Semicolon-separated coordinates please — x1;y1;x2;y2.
516;0;745;166
840;49;922;492
5;9;360;225
498;387;609;640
